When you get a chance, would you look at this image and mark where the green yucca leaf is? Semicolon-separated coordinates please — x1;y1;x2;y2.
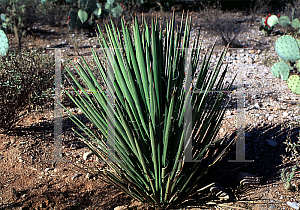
62;12;236;209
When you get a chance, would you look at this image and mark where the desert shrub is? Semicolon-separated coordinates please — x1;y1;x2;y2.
0;49;54;133
200;1;244;47
37;1;71;27
0;0;72;50
0;0;44;49
250;0;271;21
282;0;300;20
281;130;300;191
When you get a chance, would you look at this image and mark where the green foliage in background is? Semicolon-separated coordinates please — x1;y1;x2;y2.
0;50;54;133
0;0;42;50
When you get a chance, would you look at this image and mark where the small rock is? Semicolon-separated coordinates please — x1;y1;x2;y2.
0;156;3;160
83;151;93;161
46;44;50;48
283;112;289;117
253;102;260;109
73;153;80;158
85;173;93;179
72;173;82;181
70;143;78;150
268;116;274;121
247;57;253;64
237;172;260;186
45;168;52;172
287;201;300;210
114;206;127;210
266;139;278;147
209;182;231;200
40;201;46;208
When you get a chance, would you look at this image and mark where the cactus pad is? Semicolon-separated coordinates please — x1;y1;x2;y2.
93;7;101;18
296;60;300;73
0;13;5;21
271;62;291;81
292;18;300;29
0;29;9;56
278;16;291;27
287;74;300;94
68;11;80;30
78;9;88;23
296;38;300;48
267;15;279;27
111;5;123;17
275;35;300;62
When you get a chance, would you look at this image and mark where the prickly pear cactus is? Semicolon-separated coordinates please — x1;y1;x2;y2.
86;0;97;12
93;3;101;18
291;18;300;29
275;35;300;62
271;62;291;81
278;15;291;27
68;11;81;30
78;9;88;23
287;74;300;94
267;15;279;27
104;0;123;17
295;60;300;72
67;0;101;31
0;29;9;56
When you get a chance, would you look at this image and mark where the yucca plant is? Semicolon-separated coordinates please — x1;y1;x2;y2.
62;12;236;209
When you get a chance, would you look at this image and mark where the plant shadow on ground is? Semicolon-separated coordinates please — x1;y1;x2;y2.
211;122;300;198
1;179;132;210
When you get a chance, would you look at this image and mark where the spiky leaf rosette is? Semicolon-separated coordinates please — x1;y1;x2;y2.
62;13;235;208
